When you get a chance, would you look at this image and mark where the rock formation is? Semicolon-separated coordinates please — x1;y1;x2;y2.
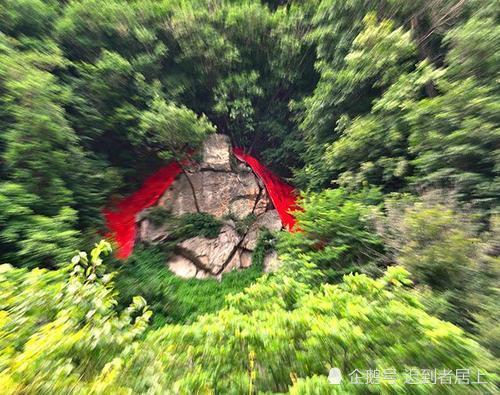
136;134;282;279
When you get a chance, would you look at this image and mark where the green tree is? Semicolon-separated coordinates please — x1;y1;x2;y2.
213;70;264;147
377;192;500;341
3;240;496;393
136;95;215;162
134;93;215;211
0;241;152;393
132;265;497;394
0;36;81;266
298;13;418;189
407;12;500;211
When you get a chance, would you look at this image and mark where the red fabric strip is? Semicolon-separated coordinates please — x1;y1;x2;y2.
103;162;182;258
233;147;298;231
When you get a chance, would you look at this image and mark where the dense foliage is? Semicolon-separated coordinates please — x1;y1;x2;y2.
278;188;384;280
143;209;224;242
1;242;497;393
297;0;499;210
376;192;500;350
1;0;498;265
114;245;264;325
0;0;498;393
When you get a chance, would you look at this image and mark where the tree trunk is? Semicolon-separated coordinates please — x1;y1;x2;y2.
410;16;438;98
180;163;200;213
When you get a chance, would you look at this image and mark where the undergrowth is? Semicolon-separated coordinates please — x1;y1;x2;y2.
114;246;264;327
144;209;223;240
252;229;276;267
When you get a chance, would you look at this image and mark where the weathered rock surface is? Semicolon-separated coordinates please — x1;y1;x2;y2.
177;223;240;275
241;210;282;251
158;153;261;219
253;189;271;216
263;250;281;273
157;174;197;215
200;133;232;171
168;255;198;279
222;250;243;274
137;134;283;278
195;270;211;279
240;250;253;268
137;218;170;245
190;170;260;218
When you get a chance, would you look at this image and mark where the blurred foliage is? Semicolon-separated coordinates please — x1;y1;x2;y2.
0;241;152;393
142;206;171;227
165;212;224;241
0;0;499;392
142;211;224;247
144;264;497;393
278;188;384;281
1;0;498;267
297;0;499;216
251;227;276;268
1;241;497;393
376;191;500;350
114;245;264;326
232;213;258;236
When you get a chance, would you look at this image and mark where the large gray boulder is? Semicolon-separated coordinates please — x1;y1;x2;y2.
137;134;284;278
158;135;261;219
189;170;260;218
157;173;197;215
176;223;241;275
137;217;170;245
168;256;198;279
200;133;232;171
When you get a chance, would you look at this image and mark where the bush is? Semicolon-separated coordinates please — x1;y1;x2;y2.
129;266;497;394
251;228;276;268
143;210;223;240
173;212;223;239
143;206;171;227
140;211;224;256
278;188;384;281
377;192;499;336
0;241;152;394
1;241;497;393
233;213;257;236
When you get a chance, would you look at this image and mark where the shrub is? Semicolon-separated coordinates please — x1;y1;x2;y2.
173;212;223;239
0;241;152;394
1;241;496;393
233;213;257;236
377;192;498;335
128;266;497;394
278;188;384;281
251;228;276;268
143;206;171;227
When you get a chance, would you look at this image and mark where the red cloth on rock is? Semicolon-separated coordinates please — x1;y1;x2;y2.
103;162;182;259
103;148;297;259
233;147;297;231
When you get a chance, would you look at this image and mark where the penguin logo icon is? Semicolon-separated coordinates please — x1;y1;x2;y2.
328;367;342;384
